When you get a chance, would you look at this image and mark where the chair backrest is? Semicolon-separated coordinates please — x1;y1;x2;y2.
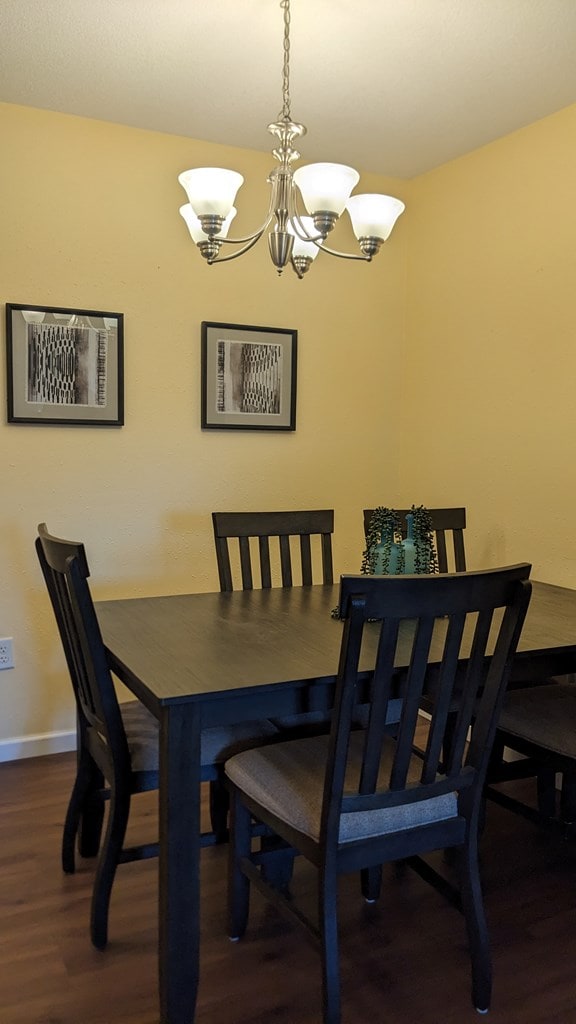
212;510;334;591
363;507;467;573
36;523;129;776
323;564;531;844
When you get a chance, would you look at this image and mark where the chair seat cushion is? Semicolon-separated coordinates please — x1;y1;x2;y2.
120;700;278;773
225;731;458;843
498;682;576;760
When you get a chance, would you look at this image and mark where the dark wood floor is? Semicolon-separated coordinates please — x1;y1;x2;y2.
2;749;576;1024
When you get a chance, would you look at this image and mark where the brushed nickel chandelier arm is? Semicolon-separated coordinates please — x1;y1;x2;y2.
177;0;405;277
287;209;374;260
203;230;267;264
309;241;372;262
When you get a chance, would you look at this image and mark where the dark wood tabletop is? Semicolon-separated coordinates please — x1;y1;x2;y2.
98;582;342;705
96;579;576;710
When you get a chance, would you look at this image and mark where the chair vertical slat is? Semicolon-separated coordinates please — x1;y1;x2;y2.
322;596;367;841
435;530;448;573
279;535;293;586
453;530;466;572
321;533;334;585
68;557;128;750
62;578;100;725
238;537;253;590
300;535;313;586
259;537;272;588
214;537;234;592
422;612;467;784
36;534;104;732
448;609;494;773
391;616;435;789
360;618;399;794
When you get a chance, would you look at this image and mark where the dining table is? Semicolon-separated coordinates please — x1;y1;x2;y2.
94;576;576;1024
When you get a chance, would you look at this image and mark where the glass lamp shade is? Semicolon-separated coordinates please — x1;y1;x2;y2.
293;163;360;216
21;310;46;324
345;194;405;242
287;216;320;260
179;204;237;242
178;167;243;217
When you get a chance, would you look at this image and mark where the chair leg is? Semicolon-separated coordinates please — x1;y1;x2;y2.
560;771;576;835
260;834;296;890
78;788;106;860
319;865;341;1024
536;768;558;819
459;833;492;1014
62;749;104;873
90;784;131;950
209;778;230;843
361;865;382;903
228;790;252;941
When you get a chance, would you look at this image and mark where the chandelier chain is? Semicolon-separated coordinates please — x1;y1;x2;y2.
278;0;292;122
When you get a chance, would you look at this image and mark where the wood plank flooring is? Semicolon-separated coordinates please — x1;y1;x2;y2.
2;749;576;1024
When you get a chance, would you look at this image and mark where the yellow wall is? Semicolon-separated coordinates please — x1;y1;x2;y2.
3;98;575;757
402;103;576;585
0;102;409;753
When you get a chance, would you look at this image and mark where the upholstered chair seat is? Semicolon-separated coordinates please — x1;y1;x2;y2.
226;731;458;844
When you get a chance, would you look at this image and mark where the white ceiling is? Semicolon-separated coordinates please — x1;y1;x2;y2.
1;0;576;179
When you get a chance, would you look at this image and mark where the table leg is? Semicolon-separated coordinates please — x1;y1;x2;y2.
158;703;202;1024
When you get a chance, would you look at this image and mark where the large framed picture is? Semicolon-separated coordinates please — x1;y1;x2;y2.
201;321;297;431
5;303;124;426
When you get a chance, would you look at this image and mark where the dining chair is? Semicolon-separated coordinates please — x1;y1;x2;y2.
486;678;576;833
36;523;278;949
212;509;335;733
212;509;334;591
363;507;467;573
225;564;532;1024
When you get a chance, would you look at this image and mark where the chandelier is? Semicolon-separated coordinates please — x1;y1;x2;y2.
178;0;405;279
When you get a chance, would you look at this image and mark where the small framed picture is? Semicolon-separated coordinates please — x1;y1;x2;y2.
5;303;124;426
201;321;297;431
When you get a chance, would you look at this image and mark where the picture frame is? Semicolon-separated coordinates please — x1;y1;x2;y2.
201;321;297;431
5;303;124;426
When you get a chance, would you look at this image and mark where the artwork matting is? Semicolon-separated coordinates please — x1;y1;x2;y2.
6;303;124;426
201;320;297;431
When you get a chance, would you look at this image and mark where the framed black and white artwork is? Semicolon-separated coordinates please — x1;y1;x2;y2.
6;303;124;426
201;321;297;431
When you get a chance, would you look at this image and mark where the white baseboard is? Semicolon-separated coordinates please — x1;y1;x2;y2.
0;729;76;763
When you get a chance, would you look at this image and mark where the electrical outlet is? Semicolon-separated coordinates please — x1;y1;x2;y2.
0;638;14;670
